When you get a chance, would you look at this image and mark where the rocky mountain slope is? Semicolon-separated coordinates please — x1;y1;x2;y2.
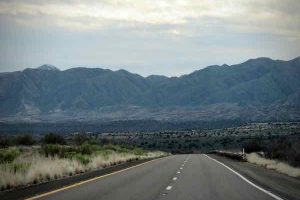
0;57;299;122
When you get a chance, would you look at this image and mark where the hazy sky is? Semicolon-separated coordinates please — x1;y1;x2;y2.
0;0;299;76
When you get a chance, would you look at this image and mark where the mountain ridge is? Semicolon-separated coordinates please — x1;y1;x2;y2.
0;57;299;123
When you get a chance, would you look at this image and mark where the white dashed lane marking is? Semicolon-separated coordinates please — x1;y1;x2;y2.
166;186;172;190
161;156;191;197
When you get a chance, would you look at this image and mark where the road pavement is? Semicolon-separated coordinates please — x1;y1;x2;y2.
26;154;294;200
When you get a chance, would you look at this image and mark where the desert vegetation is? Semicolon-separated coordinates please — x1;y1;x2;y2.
246;153;300;177
0;134;165;191
212;136;300;177
98;122;300;168
243;136;300;167
98;122;300;153
0;122;299;190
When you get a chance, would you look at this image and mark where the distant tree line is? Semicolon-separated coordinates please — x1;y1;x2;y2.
0;120;245;134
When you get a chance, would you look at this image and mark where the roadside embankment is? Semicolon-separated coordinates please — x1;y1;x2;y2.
0;145;166;191
211;150;246;161
246;153;300;178
211;150;300;178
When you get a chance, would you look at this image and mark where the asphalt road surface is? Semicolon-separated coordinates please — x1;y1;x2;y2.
26;154;292;200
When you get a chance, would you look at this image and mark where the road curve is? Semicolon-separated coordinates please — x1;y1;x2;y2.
29;154;283;200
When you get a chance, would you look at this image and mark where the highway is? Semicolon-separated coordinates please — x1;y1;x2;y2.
25;154;290;200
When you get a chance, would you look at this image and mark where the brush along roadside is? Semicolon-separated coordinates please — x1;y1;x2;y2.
0;145;166;191
210;150;246;161
246;153;300;178
210;150;300;178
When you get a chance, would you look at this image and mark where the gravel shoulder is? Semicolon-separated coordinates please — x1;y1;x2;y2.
210;154;300;200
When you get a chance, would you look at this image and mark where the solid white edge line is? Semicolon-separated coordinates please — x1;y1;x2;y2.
204;154;284;200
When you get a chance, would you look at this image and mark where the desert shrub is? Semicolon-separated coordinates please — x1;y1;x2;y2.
6;163;30;173
107;144;146;155
105;144;124;152
243;140;262;153
290;140;300;167
78;143;97;155
265;139;289;160
74;154;90;165
15;135;35;146
41;144;71;158
41;143;101;158
43;133;66;145
73;134;89;145
0;148;20;163
132;147;147;156
0;136;11;148
100;138;111;145
0;144;165;191
247;153;300;177
264;137;300;167
292;153;300;167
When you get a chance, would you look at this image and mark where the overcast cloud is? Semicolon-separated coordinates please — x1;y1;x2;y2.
0;0;299;76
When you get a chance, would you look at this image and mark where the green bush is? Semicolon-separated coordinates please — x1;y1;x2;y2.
105;144;130;153
100;138;111;145
0;136;10;148
74;154;90;165
0;148;20;163
132;148;146;156
243;140;262;153
6;163;30;173
15;135;35;146
73;134;89;145
264;137;300;167
78;143;96;155
43;133;66;145
41;144;71;158
41;143;100;158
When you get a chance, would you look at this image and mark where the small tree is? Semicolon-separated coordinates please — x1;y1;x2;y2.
0;136;10;147
15;134;35;146
100;138;110;145
73;134;89;145
243;139;262;153
43;133;66;145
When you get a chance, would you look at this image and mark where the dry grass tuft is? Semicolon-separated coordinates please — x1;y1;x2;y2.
246;153;300;177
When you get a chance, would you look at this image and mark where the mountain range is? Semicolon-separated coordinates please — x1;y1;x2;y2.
1;57;300;123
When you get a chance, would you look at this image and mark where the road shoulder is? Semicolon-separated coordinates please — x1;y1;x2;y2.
209;154;300;200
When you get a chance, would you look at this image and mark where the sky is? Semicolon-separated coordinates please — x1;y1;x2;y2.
0;0;299;77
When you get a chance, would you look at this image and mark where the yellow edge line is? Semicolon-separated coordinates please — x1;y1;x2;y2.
26;156;169;200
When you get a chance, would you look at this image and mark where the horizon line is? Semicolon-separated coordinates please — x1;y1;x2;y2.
1;56;299;78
